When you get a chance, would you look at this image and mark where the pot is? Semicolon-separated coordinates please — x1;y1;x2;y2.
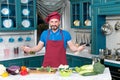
101;22;113;35
115;48;120;56
84;19;91;26
73;20;80;26
115;21;120;30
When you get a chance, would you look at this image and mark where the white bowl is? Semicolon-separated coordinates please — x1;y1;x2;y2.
22;19;30;28
3;19;13;28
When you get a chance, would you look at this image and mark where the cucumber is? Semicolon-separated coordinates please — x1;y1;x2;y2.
81;72;97;76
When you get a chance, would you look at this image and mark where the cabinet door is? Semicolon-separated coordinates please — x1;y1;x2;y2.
0;59;24;67
66;55;72;67
72;56;92;67
70;1;81;28
0;0;16;31
82;1;91;28
70;0;91;29
19;0;36;30
0;0;36;31
72;56;83;67
81;57;92;65
24;56;44;67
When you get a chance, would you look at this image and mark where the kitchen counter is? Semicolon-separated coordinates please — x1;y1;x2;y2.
0;49;45;61
0;68;111;80
67;49;120;66
0;47;120;67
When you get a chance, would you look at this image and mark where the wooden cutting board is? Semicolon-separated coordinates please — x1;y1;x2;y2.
29;70;57;74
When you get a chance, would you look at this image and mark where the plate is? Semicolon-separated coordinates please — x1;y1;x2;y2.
3;19;13;28
22;9;30;16
21;0;29;4
22;19;30;28
1;8;10;15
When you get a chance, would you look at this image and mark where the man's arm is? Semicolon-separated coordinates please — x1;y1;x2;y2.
22;41;44;53
67;40;86;52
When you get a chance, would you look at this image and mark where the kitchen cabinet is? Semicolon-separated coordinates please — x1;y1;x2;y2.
72;56;92;67
92;0;120;6
97;4;120;15
66;54;92;67
0;55;44;67
0;0;36;31
66;54;72;67
24;56;44;67
91;9;106;54
70;0;91;29
92;0;120;15
0;58;24;67
91;0;120;54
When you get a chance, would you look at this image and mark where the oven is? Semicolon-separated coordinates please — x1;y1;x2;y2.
105;64;120;80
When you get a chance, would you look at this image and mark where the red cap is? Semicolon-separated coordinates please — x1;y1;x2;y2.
45;12;61;23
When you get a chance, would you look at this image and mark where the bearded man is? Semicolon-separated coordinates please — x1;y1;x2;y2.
22;12;86;67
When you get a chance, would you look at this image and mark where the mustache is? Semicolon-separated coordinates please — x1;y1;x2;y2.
51;25;57;27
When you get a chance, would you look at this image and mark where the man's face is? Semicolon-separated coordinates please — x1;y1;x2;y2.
49;19;60;31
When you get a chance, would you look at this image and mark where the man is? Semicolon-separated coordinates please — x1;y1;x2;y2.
22;12;86;67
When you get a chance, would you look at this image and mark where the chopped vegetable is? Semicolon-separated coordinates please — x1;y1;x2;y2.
93;62;105;74
36;66;56;73
1;72;9;77
77;65;94;75
20;66;28;76
6;66;20;75
0;64;6;75
81;72;97;76
74;62;105;76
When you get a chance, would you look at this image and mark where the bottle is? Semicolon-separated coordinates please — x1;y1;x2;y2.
99;49;104;64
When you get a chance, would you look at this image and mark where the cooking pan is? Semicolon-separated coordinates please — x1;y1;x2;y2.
73;20;80;26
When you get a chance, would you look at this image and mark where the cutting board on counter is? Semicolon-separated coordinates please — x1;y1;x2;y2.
29;69;57;74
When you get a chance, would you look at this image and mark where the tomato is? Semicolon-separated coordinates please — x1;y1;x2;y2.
20;70;28;76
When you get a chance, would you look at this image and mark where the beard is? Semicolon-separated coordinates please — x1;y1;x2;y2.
50;25;58;31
